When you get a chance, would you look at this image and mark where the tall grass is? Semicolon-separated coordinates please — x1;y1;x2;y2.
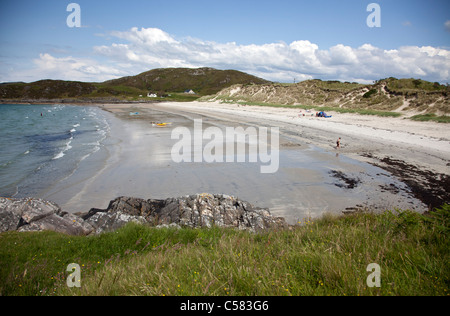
1;206;448;296
235;101;402;117
409;114;450;123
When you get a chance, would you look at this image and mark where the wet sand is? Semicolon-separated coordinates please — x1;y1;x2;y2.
50;101;450;224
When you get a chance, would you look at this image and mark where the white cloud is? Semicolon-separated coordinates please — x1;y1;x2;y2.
90;27;450;83
10;53;129;83
5;27;449;84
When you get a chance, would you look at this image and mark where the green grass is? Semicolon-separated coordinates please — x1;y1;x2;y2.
235;101;402;117
0;68;269;100
409;114;450;123
363;89;378;98
1;205;448;296
163;93;202;102
385;78;448;93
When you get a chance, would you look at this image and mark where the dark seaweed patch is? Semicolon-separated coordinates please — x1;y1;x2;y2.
329;170;360;189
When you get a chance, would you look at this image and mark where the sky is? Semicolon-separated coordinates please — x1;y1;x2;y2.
0;0;449;84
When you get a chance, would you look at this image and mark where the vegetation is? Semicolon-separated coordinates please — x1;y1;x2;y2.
363;89;377;98
385;77;448;93
409;114;450;123
104;67;269;96
0;68;269;102
1;205;448;296
233;101;402;117
210;77;448;116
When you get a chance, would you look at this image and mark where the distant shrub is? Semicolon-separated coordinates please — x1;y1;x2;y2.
363;89;377;98
412;79;422;88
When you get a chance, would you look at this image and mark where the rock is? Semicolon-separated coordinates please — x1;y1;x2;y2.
85;210;146;235
0;197;93;236
84;194;288;233
18;213;93;236
0;194;288;236
0;205;22;232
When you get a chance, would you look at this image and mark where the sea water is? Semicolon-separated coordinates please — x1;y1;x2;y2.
0;104;110;198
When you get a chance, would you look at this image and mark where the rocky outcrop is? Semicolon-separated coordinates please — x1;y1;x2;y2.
0;197;93;235
0;194;287;236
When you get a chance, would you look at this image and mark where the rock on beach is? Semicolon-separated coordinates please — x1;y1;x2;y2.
0;194;288;236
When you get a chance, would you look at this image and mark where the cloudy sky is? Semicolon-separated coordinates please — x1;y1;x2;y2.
1;0;449;84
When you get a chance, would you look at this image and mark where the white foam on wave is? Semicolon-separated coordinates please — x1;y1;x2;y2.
53;139;73;160
53;152;65;160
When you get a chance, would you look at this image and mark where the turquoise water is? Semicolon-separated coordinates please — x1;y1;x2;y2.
0;104;110;198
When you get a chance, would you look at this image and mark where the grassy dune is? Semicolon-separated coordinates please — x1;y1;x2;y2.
1;205;448;296
209;77;449;117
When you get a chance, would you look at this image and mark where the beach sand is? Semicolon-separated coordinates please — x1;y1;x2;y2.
51;101;450;224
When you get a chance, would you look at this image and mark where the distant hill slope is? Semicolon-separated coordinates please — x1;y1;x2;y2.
0;68;270;102
206;78;449;115
103;67;270;96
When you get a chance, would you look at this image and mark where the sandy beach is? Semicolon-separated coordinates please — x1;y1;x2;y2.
51;101;449;224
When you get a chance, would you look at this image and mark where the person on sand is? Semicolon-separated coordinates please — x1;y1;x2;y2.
336;137;341;149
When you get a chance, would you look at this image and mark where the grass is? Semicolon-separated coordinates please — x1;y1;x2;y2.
0;68;269;101
386;78;448;93
235;101;402;117
1;204;448;296
409;114;450;123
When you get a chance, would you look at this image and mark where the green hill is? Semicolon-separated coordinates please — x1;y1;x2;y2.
0;68;270;102
103;67;270;96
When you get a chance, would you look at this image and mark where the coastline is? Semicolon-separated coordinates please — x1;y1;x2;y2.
39;100;448;224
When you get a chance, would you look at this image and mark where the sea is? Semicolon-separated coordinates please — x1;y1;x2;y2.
0;104;110;199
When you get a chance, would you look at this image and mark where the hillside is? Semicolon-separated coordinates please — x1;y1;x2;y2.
206;78;450;116
103;67;270;96
0;68;270;102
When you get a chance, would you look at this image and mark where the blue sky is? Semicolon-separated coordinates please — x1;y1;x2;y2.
1;0;449;83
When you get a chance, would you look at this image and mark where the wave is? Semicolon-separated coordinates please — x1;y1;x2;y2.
52;139;73;160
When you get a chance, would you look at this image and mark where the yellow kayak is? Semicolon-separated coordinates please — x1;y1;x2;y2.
152;122;172;127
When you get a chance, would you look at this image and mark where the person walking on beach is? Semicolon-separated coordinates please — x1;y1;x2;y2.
336;137;341;149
